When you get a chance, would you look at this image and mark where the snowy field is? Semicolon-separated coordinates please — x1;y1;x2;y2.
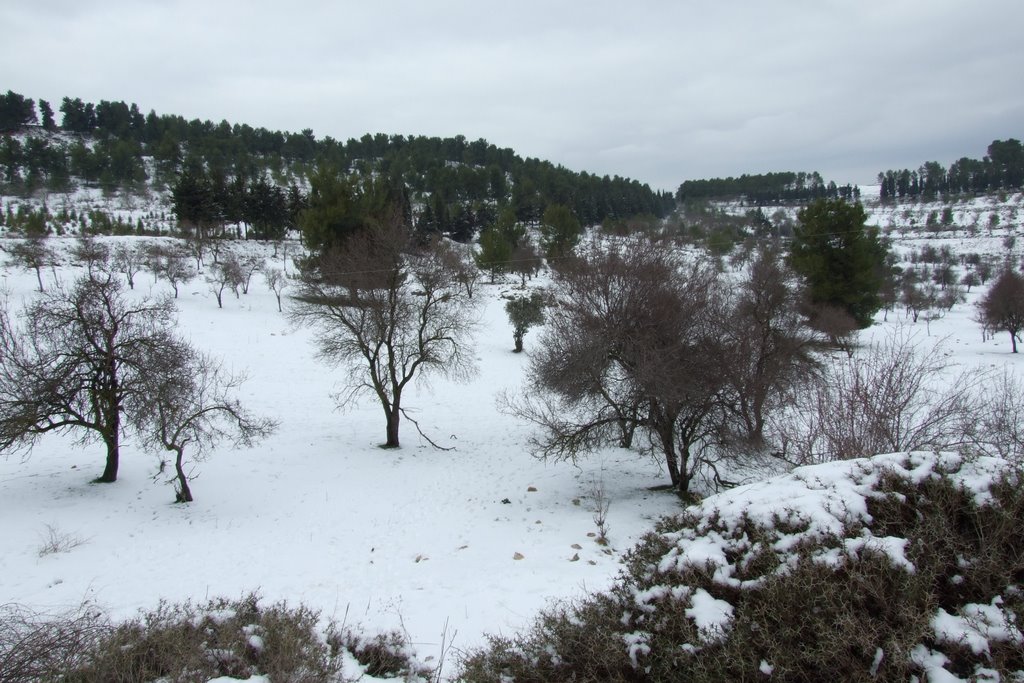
0;238;684;664
1;226;1023;676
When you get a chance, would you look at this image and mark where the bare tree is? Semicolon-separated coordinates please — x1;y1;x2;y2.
70;235;110;276
973;368;1024;464
139;350;277;502
805;303;859;356
206;255;245;308
263;266;288;312
111;243;144;289
507;237;732;495
0;275;179;482
290;218;479;448
147;243;196;298
0;602;111;680
509;242;543;288
238;252;264;294
434;238;481;299
4;237;56;292
719;247;817;448
772;328;983;465
977;268;1024;352
184;235;206;273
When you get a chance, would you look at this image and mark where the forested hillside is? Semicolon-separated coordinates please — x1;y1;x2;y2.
0;89;675;241
675;138;1023;206
876;138;1024;200
677;171;861;204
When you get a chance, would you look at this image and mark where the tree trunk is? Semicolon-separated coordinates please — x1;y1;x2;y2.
513;333;524;353
384;408;401;448
664;444;680;489
675;452;692;498
655;420;680;489
95;369;121;483
618;418;635;449
174;446;193;502
34;267;44;292
1011;330;1018;353
96;431;119;483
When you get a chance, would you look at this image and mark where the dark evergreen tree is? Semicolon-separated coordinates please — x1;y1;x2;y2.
38;99;56;131
539;203;581;260
171;167;217;237
246;177;288;240
789;199;887;328
0;90;36;132
60;97;96;133
475;226;512;282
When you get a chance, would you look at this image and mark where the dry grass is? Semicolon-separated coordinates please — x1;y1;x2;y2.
36;523;86;557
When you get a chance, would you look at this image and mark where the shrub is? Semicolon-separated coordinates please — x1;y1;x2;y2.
0;602;110;683
0;594;429;683
458;453;1024;682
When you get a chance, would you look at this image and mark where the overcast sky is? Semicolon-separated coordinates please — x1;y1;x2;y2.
3;1;1022;191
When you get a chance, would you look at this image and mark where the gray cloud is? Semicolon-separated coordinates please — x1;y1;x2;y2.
3;0;1022;191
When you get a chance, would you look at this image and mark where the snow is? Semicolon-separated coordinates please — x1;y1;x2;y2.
653;451;1008;593
932;598;1023;656
684;588;733;643
0;239;682;669
2;204;1024;678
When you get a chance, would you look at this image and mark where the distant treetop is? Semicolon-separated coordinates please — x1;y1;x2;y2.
877;138;1023;201
676;171;859;205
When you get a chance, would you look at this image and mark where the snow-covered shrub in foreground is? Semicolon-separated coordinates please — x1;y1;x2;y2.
0;594;430;682
458;452;1024;682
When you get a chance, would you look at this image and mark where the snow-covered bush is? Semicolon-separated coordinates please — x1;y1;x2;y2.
458;452;1024;681
0;594;430;682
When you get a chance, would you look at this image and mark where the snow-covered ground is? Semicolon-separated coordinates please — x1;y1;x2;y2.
1;215;1022;678
0;239;683;665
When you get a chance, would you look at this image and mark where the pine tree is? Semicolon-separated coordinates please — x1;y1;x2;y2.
475;227;512;283
38;99;56;131
539;204;581;260
0;90;36;132
789;199;887;328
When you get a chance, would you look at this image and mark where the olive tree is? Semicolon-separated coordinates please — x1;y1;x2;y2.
504;292;546;352
290;217;479;448
207;253;245;308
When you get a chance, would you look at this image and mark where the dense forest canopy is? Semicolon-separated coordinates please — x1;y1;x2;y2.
676;171;860;205
675;140;1021;206
0;89;675;241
